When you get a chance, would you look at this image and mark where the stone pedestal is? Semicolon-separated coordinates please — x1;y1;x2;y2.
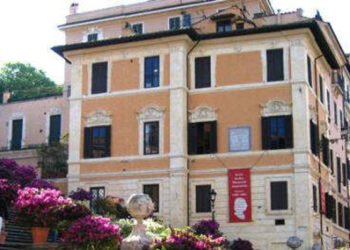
121;194;154;250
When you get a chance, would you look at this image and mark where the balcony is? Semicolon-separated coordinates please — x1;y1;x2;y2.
332;71;345;96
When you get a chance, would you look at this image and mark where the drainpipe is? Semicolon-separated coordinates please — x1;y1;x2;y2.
314;54;324;247
186;39;201;226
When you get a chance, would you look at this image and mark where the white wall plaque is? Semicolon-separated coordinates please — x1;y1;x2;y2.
228;127;251;152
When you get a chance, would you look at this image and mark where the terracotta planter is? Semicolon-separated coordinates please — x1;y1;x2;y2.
31;227;49;244
0;232;7;244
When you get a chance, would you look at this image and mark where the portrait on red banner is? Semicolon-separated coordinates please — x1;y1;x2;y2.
228;169;252;223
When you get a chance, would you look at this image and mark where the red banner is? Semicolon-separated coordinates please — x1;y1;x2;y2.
228;169;252;223
320;183;326;214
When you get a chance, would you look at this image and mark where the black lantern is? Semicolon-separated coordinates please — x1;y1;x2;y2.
210;189;217;221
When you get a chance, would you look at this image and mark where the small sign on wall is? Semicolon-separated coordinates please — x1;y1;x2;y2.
228;127;251;152
228;169;252;223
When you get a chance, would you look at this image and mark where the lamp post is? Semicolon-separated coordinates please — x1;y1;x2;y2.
210;189;217;221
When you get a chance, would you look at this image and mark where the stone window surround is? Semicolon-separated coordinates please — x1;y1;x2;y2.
265;177;293;215
168;15;182;30
131;22;145;34
139;54;165;89
137;105;165;156
85;110;113;128
188;105;217;123
82;27;103;43
260;99;292;117
45;107;63;144
190;180;215;217
7;113;25;150
138;180;163;215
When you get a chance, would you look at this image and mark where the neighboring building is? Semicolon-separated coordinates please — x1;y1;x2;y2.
0;93;69;191
53;0;350;249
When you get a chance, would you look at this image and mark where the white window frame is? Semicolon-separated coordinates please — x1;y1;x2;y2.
83;27;103;43
140;55;164;89
168;15;182;30
139;181;163;215
190;181;214;217
45;108;63;144
137;105;165;156
7;113;25;150
89;60;111;96
131;22;145;34
263;47;289;83
266;177;292;215
191;55;216;89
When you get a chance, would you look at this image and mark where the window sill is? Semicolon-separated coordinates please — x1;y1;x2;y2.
266;209;293;216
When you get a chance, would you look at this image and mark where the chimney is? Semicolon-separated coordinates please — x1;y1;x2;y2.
70;3;79;15
2;91;11;104
296;8;304;17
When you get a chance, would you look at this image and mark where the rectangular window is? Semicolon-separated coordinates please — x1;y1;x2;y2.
144;121;159;155
337;157;342;192
216;20;232;32
332;197;337;223
182;14;192;28
49;114;61;144
330;149;334;174
310;120;318;155
195;57;211;89
334;102;338;125
91;62;108;94
338;203;344;227
188;121;217;155
132;23;143;34
90;187;105;214
267;49;284;82
322;136;329;167
144;56;160;88
325;193;332;219
11;119;23;150
143;184;159;213
319;76;324;103
307;55;312;87
262;116;293;150
84;126;111;159
342;163;347;187
345;206;350;230
327;90;331;119
340;110;343;128
169;16;181;30
195;185;211;213
312;184;318;212
87;33;98;42
270;181;288;210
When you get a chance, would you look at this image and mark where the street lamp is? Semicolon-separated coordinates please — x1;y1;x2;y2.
210;189;217;221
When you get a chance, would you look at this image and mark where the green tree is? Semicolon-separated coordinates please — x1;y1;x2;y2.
0;62;62;102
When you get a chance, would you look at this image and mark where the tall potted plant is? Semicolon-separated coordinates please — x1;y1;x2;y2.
14;187;71;244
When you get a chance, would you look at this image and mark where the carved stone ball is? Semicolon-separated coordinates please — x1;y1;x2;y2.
126;194;154;220
286;236;303;249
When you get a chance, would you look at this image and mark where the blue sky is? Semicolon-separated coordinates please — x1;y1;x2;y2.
0;0;348;84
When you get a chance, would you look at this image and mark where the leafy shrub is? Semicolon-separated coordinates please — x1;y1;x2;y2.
0;179;20;203
0;159;37;187
28;179;56;190
62;215;122;250
230;238;253;250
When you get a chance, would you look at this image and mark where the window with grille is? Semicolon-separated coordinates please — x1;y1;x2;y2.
143;184;159;212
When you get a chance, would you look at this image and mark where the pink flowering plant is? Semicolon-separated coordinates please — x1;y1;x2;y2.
62;215;122;250
14;187;72;228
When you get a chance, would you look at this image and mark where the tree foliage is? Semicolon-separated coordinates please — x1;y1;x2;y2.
0;62;62;102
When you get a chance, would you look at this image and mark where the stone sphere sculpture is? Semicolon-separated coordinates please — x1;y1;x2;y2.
121;194;155;250
286;236;303;249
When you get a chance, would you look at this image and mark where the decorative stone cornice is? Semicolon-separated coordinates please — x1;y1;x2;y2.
260;100;292;117
189;106;217;123
85;110;112;127
137;105;165;121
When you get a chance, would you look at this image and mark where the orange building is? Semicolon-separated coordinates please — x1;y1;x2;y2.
53;0;350;248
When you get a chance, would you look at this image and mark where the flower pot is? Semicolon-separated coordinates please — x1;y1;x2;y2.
31;227;49;244
0;232;7;244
